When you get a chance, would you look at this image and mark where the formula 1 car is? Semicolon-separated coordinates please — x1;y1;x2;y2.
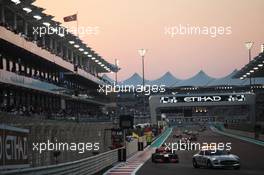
192;149;240;169
152;146;179;163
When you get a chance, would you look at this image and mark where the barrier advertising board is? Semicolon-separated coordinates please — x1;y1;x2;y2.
0;124;29;170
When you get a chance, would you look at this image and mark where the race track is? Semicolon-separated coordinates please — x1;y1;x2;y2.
137;126;264;175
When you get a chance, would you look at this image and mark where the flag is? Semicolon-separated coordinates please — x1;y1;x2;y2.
63;14;77;22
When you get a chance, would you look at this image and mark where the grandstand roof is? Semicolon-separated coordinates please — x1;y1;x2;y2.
149;72;181;87
4;0;119;73
119;73;149;85
103;69;264;88
207;69;245;86
173;70;214;87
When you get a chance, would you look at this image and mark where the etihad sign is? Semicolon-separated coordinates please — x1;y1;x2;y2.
160;95;245;104
184;96;221;102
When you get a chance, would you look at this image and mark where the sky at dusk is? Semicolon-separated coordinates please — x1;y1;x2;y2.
34;0;264;81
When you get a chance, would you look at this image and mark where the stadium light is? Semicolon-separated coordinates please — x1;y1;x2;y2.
91;57;96;60
253;67;259;70
33;15;42;20
245;41;254;51
43;22;50;26
79;48;84;51
250;70;254;73
23;7;32;13
95;60;99;62
84;51;88;55
138;48;147;115
138;49;147;57
88;55;92;57
258;64;263;67
74;44;80;48
69;41;75;44
245;41;254;62
11;0;21;5
261;44;264;53
58;33;64;37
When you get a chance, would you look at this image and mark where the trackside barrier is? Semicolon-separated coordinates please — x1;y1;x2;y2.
210;125;264;147
0;147;125;175
118;148;126;162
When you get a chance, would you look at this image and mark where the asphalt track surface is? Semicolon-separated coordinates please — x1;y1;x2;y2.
137;126;264;175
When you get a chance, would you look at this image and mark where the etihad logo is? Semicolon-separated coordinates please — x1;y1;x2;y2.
184;96;221;102
160;96;178;104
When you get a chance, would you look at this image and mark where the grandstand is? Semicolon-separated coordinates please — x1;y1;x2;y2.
0;0;119;167
0;0;119;120
232;50;264;132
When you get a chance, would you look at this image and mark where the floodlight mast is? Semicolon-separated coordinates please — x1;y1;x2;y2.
138;49;147;116
244;41;254;91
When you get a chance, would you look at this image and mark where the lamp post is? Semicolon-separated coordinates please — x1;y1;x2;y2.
114;59;119;125
245;42;259;139
138;49;147;115
244;41;254;91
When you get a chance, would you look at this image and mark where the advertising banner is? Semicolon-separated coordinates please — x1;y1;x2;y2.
0;125;29;170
